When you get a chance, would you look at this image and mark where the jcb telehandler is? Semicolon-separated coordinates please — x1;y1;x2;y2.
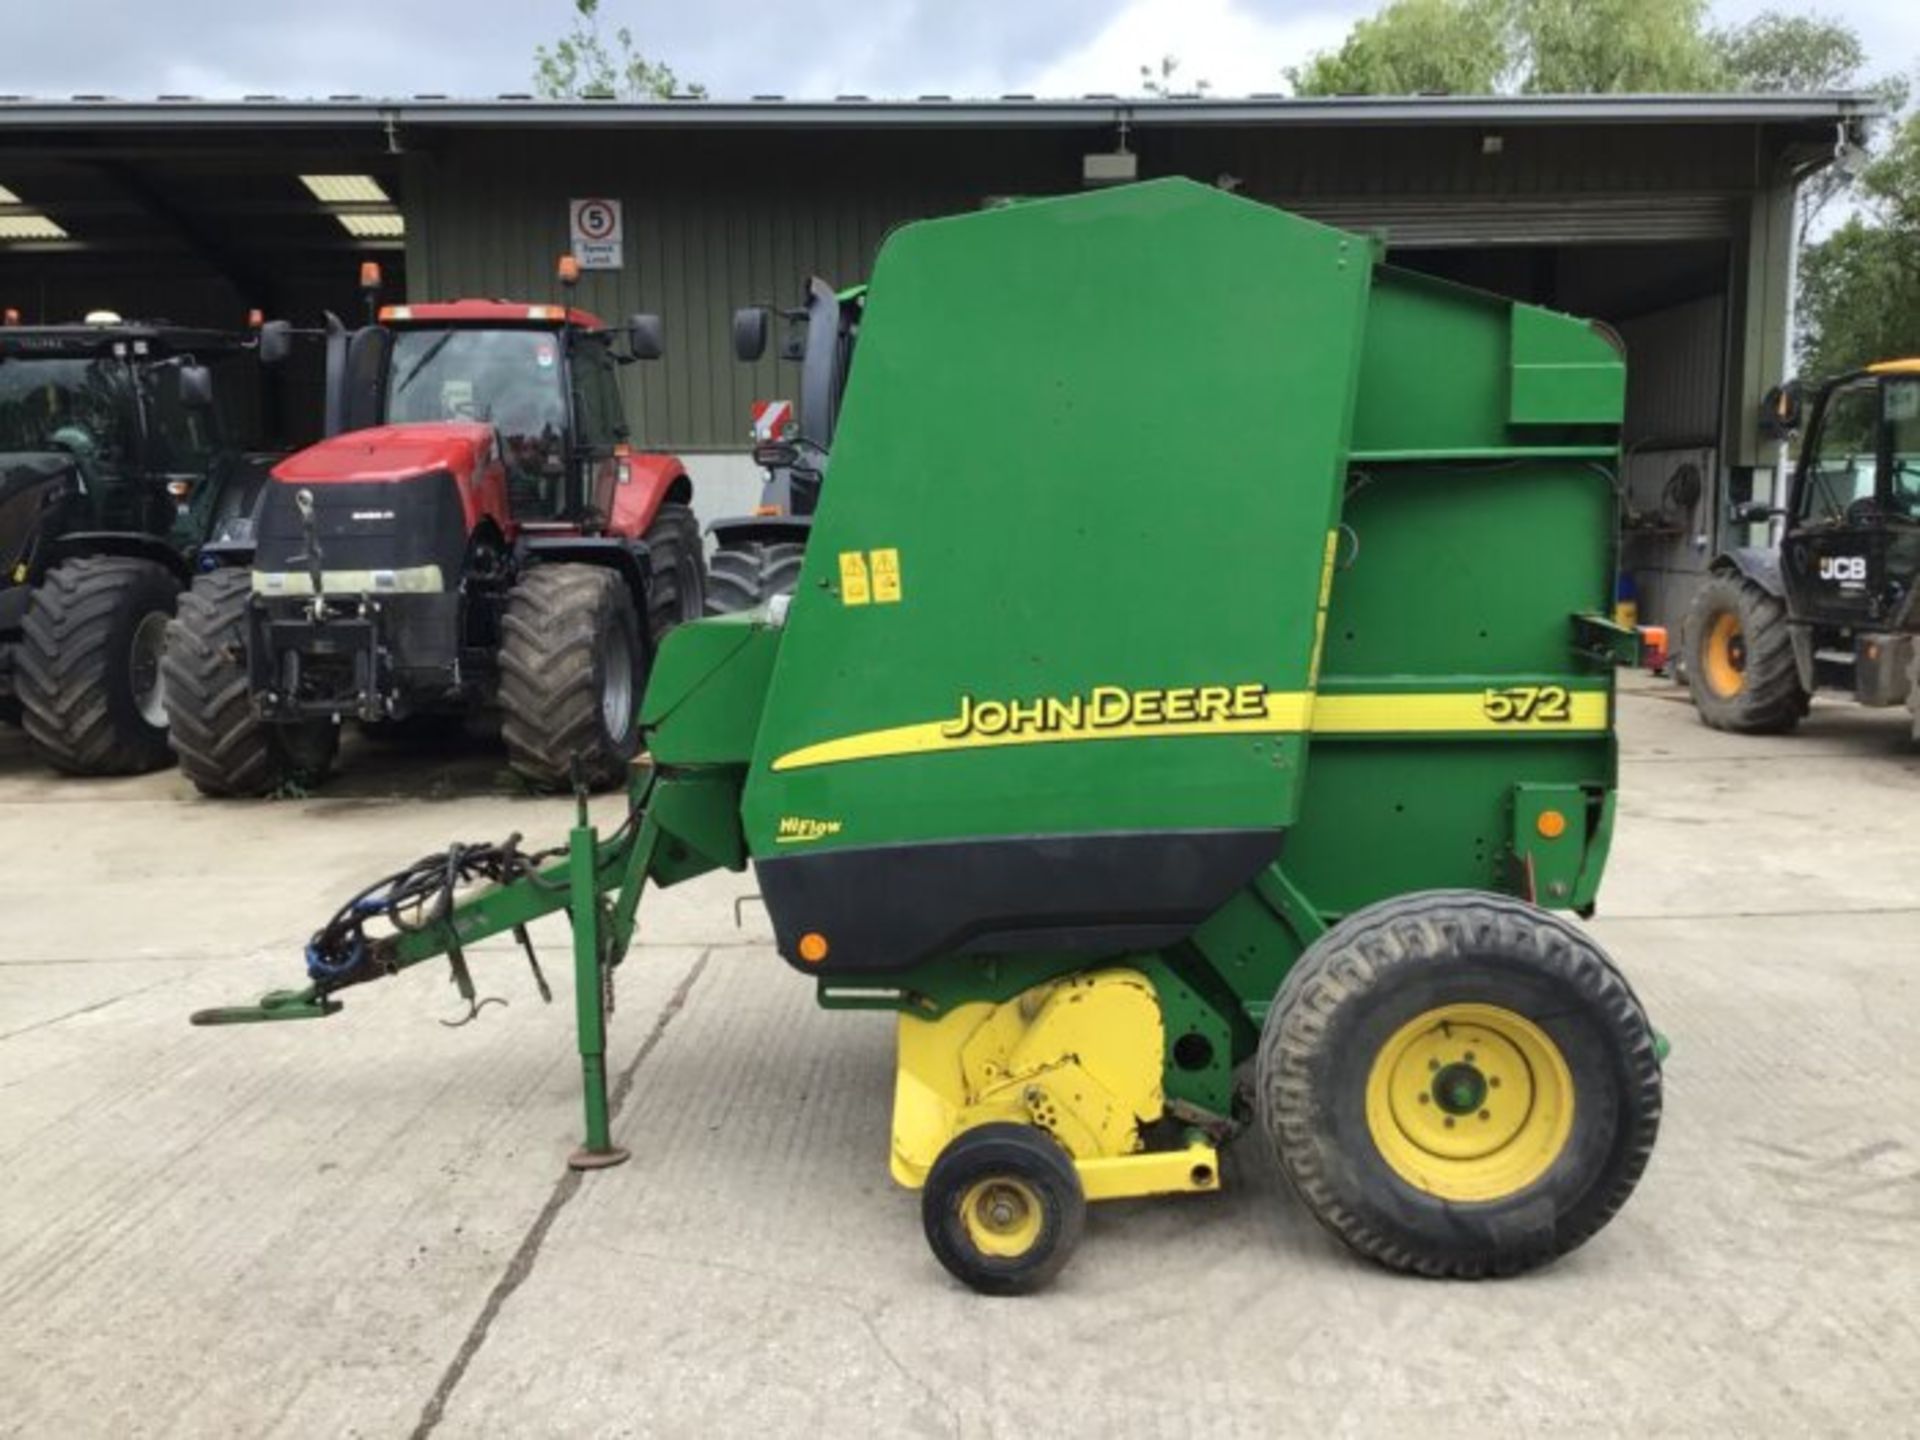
0;312;287;775
705;278;863;613
163;262;705;795
1685;360;1920;735
196;182;1662;1295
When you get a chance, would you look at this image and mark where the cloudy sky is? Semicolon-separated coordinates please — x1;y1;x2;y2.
0;0;1914;101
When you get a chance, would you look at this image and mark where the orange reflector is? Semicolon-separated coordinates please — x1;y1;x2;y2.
1536;810;1568;840
797;933;830;964
359;261;383;291
556;254;581;286
2;307;19;326
166;480;192;498
246;308;264;329
753;504;782;517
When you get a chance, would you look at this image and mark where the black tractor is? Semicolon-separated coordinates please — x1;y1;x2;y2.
709;278;863;613
1685;360;1920;735
0;314;287;774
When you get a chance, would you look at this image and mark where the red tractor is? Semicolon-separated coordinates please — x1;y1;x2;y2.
162;262;705;795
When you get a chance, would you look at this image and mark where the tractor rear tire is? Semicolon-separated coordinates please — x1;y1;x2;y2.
1683;572;1804;733
704;541;806;615
922;1123;1086;1295
162;567;338;797
17;556;181;775
640;502;706;644
1258;889;1662;1279
497;563;645;792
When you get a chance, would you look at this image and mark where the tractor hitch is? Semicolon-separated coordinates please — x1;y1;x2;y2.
189;987;341;1026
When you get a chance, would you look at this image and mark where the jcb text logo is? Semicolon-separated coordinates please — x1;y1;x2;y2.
1818;555;1867;584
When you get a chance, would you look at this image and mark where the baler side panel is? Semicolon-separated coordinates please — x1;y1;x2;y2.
738;179;1376;971
1275;270;1625;933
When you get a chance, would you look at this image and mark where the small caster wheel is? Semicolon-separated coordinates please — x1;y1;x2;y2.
921;1123;1085;1295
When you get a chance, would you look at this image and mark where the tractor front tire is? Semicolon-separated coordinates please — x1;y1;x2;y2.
163;567;337;797
705;541;806;615
1258;890;1662;1279
1683;571;1804;733
497;563;645;791
17;556;181;775
639;502;706;643
922;1123;1086;1296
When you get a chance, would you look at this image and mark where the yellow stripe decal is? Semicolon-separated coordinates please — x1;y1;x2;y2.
771;687;1606;772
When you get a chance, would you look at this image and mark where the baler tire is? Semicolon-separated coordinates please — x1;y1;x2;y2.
704;541;806;615
17;556;181;775
162;567;338;797
1258;889;1662;1279
639;502;706;643
497;563;644;792
1683;572;1804;733
922;1123;1086;1296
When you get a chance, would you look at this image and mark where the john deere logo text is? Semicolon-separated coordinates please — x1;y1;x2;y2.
775;815;843;845
940;683;1272;739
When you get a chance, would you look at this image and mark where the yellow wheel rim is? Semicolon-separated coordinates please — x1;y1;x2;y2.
1364;1003;1575;1203
1701;610;1746;699
959;1177;1045;1258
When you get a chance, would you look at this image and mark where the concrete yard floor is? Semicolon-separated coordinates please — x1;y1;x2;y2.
2;676;1917;1437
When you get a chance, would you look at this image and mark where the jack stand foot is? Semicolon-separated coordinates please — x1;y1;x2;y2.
568;1145;631;1171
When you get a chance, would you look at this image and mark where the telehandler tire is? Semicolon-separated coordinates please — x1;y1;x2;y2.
922;1123;1086;1295
1683;571;1805;733
498;563;645;791
705;541;806;615
1258;889;1661;1279
163;567;337;797
18;556;181;775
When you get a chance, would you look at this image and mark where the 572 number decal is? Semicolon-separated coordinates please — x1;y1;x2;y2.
1482;684;1573;724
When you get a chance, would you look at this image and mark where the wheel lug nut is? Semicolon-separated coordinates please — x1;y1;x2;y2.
1443;1117;1456;1128
1417;1092;1430;1104
1479;1109;1491;1121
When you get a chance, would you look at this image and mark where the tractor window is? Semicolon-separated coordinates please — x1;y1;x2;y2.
387;327;570;515
1888;378;1920;518
570;336;627;450
145;362;220;473
1798;381;1880;526
0;354;135;460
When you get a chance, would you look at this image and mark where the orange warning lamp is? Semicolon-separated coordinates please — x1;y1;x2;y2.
557;254;581;288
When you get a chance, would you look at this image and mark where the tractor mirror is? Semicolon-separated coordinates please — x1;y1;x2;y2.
1759;382;1803;440
257;319;294;368
626;314;664;361
178;363;215;410
1728;500;1782;525
732;306;770;362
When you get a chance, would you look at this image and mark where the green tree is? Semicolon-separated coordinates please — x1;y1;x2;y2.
1516;0;1722;93
1287;0;1511;97
533;0;705;101
1797;112;1920;378
1709;10;1863;92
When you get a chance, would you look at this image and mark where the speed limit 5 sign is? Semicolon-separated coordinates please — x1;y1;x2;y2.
569;198;624;270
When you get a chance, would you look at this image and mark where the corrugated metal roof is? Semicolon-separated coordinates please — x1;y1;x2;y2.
0;92;1882;131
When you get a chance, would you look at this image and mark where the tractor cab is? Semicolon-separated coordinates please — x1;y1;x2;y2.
323;264;665;533
0;317;278;554
1767;362;1920;633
